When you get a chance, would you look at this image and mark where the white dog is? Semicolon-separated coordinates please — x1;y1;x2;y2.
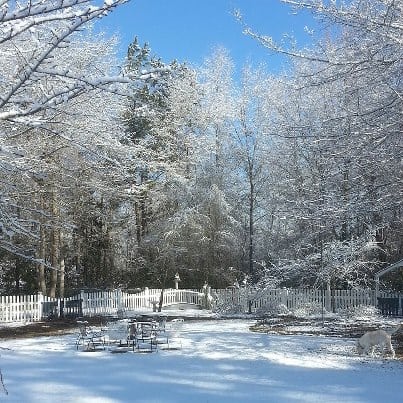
356;324;402;358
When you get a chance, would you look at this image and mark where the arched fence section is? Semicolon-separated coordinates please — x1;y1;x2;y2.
0;288;401;323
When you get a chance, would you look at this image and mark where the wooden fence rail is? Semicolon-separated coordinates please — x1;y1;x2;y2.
0;288;401;323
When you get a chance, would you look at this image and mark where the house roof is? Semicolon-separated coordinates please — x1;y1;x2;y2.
375;259;403;280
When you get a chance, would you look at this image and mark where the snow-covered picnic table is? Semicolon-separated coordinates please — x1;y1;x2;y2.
82;316;184;353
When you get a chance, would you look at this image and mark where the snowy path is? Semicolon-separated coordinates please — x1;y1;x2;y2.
1;319;402;402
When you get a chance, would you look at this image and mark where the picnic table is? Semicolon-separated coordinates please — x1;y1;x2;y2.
76;316;184;353
113;317;183;352
128;320;159;352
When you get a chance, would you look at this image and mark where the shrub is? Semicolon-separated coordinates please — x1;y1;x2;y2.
337;305;381;320
292;302;326;318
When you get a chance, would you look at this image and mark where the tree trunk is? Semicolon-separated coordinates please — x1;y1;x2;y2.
59;231;65;299
140;196;147;237
38;193;47;294
340;167;350;241
248;161;254;279
135;201;141;244
158;267;169;312
15;257;22;294
49;188;59;298
158;289;164;312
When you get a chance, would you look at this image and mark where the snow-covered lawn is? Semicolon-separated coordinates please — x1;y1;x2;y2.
1;319;402;402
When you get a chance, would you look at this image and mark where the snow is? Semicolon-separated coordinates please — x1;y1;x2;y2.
1;319;402;402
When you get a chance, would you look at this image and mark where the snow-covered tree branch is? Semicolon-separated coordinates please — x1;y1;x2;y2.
234;0;402;288
0;1;134;279
0;0;132;123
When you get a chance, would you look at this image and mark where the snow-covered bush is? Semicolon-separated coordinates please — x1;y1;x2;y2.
337;305;381;321
256;302;290;316
213;301;245;315
292;302;326;318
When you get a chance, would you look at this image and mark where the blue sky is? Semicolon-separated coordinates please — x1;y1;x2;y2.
98;0;318;73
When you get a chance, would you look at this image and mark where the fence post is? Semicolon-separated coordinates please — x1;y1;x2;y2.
116;288;124;318
80;290;86;317
144;287;149;308
37;292;43;321
57;297;62;318
325;288;332;312
37;291;43;320
201;283;213;309
280;288;288;308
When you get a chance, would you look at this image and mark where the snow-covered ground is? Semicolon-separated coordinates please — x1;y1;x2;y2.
1;319;402;402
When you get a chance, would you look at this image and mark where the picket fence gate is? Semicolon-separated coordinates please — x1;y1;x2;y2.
0;288;401;324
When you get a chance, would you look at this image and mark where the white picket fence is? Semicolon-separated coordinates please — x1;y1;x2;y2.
213;288;403;314
0;294;43;323
0;288;204;323
0;293;81;323
0;288;401;323
80;288;203;316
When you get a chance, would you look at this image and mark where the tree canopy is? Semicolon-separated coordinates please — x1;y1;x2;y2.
0;0;401;295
